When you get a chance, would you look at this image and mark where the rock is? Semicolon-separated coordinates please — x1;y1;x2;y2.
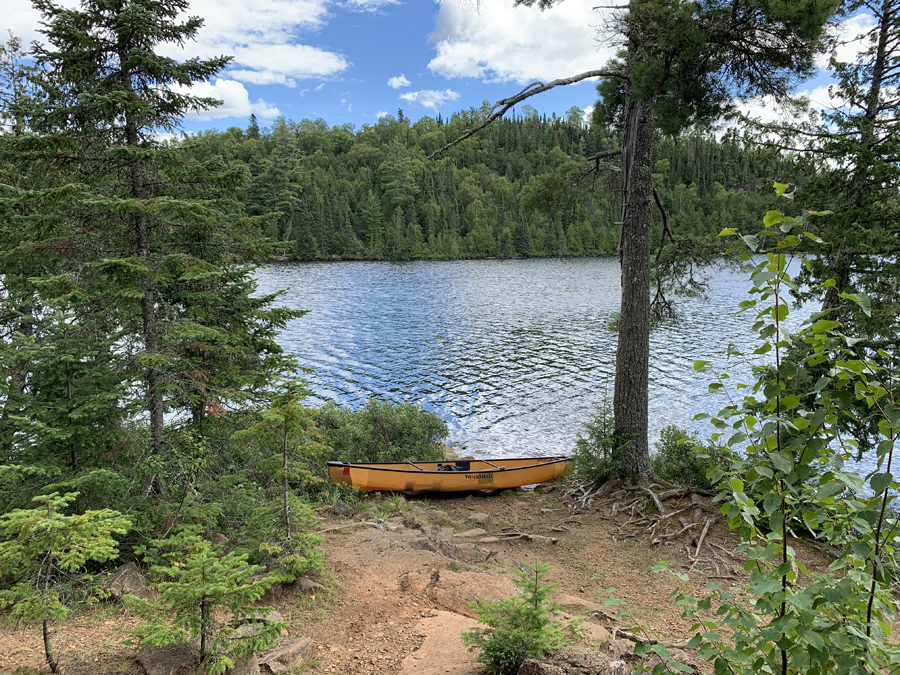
451;542;493;563
214;533;229;545
136;642;198;675
452;528;488;539
430;570;516;616
259;637;315;674
230;608;284;626
410;504;428;517
479;536;501;543
538;485;556;494
399;611;480;675
231;623;264;640
468;512;490;524
105;562;153;601
409;533;460;560
606;639;632;659
541;508;558;514
293;578;325;595
228;654;260;675
260;583;282;604
331;501;354;517
517;648;632;675
403;515;424;531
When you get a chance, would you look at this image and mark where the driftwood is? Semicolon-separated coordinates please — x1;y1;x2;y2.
497;532;559;544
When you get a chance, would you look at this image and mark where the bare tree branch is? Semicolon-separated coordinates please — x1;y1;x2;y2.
428;69;628;159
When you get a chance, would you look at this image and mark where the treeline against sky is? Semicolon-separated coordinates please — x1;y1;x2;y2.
181;107;798;260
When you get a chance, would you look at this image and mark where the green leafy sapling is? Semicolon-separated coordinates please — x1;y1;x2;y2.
0;490;130;673
462;559;582;675
652;184;900;674
127;530;286;675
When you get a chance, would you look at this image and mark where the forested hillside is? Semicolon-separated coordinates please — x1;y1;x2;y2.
182;108;798;260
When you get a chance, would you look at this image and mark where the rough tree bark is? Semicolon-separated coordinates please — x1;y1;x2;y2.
613;96;655;481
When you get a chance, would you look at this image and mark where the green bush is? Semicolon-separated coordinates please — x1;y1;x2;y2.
462;559;581;675
650;425;729;490
314;399;448;464
571;402;631;486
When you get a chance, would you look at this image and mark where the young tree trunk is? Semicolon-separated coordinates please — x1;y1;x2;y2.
43;618;58;673
613;97;656;482
200;598;209;663
283;426;291;541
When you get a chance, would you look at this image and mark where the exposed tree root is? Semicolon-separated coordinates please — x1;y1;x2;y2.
561;476;741;575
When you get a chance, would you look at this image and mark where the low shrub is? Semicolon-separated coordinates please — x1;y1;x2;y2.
314;399;448;464
650;425;729;490
571;402;631;485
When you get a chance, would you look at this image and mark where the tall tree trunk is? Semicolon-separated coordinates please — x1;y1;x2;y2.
613;97;655;482
121;55;166;492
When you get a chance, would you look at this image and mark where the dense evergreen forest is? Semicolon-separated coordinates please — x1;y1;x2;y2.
182;108;798;260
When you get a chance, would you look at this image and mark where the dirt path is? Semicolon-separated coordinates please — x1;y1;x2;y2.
1;484;749;674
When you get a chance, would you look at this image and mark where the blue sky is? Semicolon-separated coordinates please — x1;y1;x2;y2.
5;0;875;134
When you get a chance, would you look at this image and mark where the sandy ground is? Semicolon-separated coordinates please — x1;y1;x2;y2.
0;482;824;675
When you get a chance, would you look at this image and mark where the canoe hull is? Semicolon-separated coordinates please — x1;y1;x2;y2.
327;457;572;492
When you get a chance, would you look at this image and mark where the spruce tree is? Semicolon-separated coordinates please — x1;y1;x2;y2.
0;0;302;490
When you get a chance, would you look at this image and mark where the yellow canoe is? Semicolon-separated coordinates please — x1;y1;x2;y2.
326;457;572;493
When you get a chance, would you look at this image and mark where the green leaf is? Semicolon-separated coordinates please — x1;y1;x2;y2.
740;234;760;252
870;473;893;494
763;210;783;227
838;292;872;317
816;482;844;500
770;453;793;474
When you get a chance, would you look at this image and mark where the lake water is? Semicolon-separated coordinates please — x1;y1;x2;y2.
256;257;809;461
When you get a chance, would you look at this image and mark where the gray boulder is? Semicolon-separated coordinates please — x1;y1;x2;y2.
259;637;315;674
106;562;153;601
517;648;632;675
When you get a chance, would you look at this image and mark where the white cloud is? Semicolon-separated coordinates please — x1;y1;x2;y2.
428;1;613;83
376;110;389;118
582;105;595;125
316;83;326;91
176;79;280;121
817;12;877;68
387;74;412;89
399;88;460;110
227;44;349;87
7;0;349;88
343;0;400;11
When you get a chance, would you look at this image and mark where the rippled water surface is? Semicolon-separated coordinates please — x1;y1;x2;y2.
255;258;805;459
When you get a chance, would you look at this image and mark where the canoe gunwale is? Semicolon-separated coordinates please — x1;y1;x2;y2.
325;456;571;476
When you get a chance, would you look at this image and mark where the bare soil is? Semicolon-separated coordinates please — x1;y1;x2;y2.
0;482;829;675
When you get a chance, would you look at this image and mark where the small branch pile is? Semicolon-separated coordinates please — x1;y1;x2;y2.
562;478;741;577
